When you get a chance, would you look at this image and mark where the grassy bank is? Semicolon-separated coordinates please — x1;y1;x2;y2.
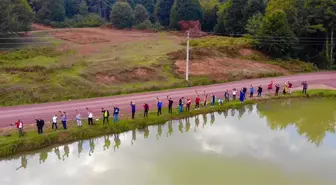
1;89;336;158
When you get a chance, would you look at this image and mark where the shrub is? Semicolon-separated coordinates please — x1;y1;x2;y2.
110;2;134;29
135;20;153;30
134;4;149;24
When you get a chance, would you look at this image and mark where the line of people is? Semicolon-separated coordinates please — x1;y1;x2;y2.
13;81;308;137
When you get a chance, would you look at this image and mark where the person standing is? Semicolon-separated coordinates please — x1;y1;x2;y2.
243;86;247;98
87;108;93;125
130;102;136;119
203;92;208;107
239;89;245;103
15;120;23;137
275;84;280;96
186;98;191;112
52;114;58;130
257;85;263;97
179;97;184;113
60;111;67;130
143;103;149;117
302;81;308;94
284;82;289;95
157;98;163;116
268;81;273;95
224;90;230;102
101;108;110;124
76;110;82;127
211;93;216;106
288;81;293;94
113;106;120;122
249;85;254;98
167;97;173;114
232;88;237;100
36;118;44;134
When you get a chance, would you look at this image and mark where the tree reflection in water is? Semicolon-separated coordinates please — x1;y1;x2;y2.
12;99;336;168
257;98;336;145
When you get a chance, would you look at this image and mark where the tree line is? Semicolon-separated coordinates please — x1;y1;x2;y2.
1;0;336;68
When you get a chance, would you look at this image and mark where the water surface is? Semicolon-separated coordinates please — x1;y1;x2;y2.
1;98;336;185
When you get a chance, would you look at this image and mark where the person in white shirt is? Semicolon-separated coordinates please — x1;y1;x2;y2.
52;114;58;130
232;88;237;100
76;110;82;127
87;108;93;125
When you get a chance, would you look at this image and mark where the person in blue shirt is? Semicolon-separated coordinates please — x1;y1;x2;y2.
59;111;67;130
130;102;136;119
157;98;163;116
249;85;254;98
113;107;120;122
239;89;245;103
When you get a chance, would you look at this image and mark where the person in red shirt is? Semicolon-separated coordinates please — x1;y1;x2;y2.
143;103;149;117
15;119;23;137
186;98;192;112
288;81;293;94
195;96;201;110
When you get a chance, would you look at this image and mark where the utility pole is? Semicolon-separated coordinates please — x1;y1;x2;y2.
186;31;190;83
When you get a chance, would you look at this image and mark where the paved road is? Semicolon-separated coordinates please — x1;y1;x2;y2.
1;72;336;127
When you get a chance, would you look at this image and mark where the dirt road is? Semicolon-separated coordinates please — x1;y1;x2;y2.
0;72;335;127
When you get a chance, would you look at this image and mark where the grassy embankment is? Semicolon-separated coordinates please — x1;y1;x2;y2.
0;89;335;158
0;34;318;106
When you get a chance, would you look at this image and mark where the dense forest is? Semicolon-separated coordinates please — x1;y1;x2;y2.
1;0;336;68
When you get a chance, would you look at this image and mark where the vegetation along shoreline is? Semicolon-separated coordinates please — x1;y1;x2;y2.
1;89;335;159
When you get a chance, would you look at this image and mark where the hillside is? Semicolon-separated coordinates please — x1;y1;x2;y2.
0;27;317;106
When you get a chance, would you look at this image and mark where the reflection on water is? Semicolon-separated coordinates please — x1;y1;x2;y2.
1;98;336;185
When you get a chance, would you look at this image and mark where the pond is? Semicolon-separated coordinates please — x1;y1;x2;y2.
1;98;336;185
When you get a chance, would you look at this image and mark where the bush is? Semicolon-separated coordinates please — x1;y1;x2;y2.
135;20;153;30
49;14;104;28
110;2;134;29
134;4;149;24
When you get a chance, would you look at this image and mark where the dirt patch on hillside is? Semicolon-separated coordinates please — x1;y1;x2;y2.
95;67;157;84
175;58;289;80
43;27;183;56
32;24;53;31
52;30;109;44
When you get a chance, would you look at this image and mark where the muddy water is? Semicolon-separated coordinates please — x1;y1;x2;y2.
1;98;336;185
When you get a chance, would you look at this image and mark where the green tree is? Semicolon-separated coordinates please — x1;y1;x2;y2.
78;0;89;15
201;0;219;32
254;10;297;58
170;0;203;28
0;0;34;35
136;0;155;15
64;0;79;18
215;0;248;35
110;2;134;29
306;0;336;68
243;0;266;20
134;4;149;24
154;0;174;26
37;0;66;22
245;12;263;35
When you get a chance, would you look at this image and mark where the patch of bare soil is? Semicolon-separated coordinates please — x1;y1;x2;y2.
95;67;157;84
175;57;289;80
239;48;254;56
52;30;109;44
46;27;182;56
32;24;53;31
